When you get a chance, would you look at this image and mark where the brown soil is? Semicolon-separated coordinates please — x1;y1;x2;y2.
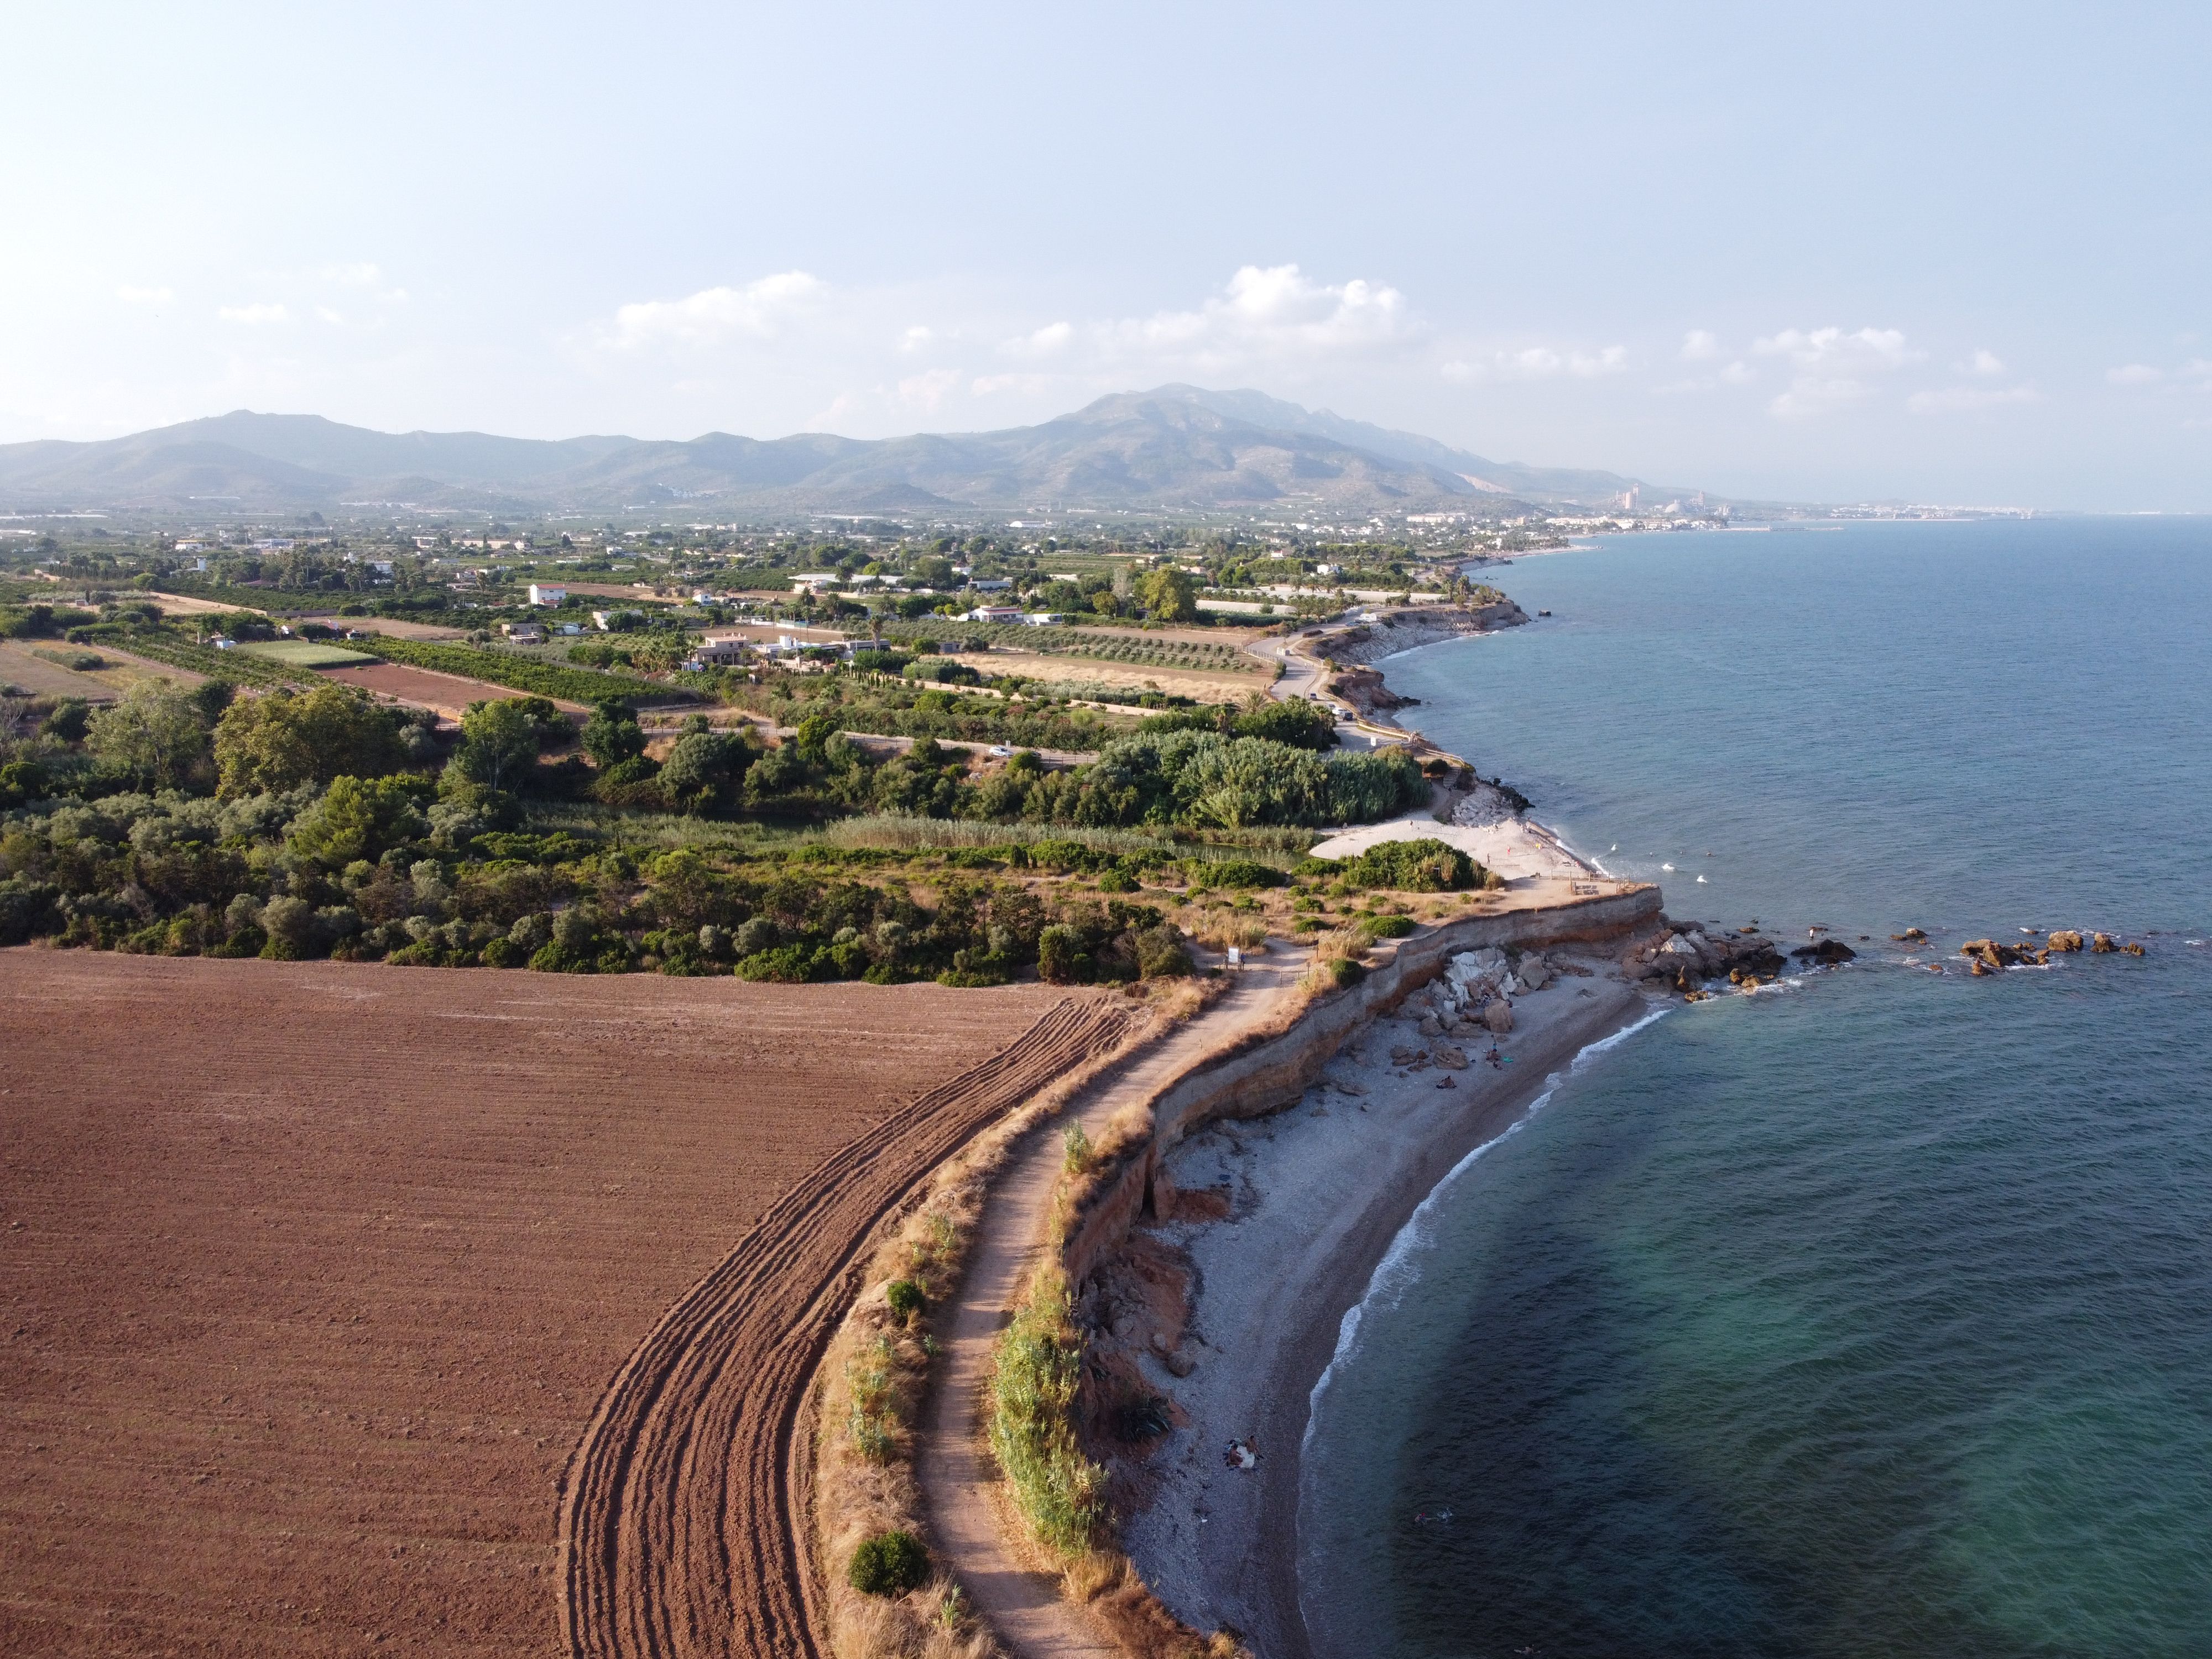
560;995;1134;1659
316;660;589;719
0;950;1103;1658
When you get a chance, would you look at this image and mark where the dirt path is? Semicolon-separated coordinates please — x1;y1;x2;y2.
557;997;1136;1659
919;958;1308;1658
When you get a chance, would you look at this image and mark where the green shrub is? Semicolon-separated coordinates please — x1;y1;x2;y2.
1036;923;1092;984
1312;837;1480;893
1354;913;1417;944
885;1279;925;1321
1323;956;1367;989
1187;857;1286;890
989;1280;1105;1557
847;1529;930;1597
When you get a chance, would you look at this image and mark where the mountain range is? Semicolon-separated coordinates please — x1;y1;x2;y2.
0;387;1703;518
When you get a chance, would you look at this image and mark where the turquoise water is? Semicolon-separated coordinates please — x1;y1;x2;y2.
1298;521;2212;1658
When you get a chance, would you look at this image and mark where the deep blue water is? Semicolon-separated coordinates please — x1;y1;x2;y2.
1298;520;2212;1658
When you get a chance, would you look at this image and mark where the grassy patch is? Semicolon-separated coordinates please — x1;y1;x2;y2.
236;639;377;667
346;634;681;704
989;1271;1107;1557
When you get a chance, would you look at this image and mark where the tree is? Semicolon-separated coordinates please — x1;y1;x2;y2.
213;684;408;795
580;698;646;767
1139;567;1198;623
444;698;547;794
286;774;428;865
86;681;210;790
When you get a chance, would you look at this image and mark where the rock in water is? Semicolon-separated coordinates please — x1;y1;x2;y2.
2047;931;2084;952
1790;938;1859;966
2092;932;2117;953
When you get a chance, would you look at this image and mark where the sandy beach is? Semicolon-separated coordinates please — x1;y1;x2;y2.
1117;957;1654;1657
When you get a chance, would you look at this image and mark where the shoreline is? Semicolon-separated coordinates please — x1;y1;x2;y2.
1115;963;1656;1658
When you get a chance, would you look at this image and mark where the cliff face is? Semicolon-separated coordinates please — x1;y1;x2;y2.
1317;600;1528;668
1057;885;1661;1288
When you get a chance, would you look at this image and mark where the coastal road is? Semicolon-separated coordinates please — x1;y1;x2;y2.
1241;627;1405;751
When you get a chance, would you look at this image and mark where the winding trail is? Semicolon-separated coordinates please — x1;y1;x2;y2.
919;959;1308;1658
556;997;1136;1659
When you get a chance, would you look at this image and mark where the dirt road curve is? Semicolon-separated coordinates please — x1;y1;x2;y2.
557;997;1136;1659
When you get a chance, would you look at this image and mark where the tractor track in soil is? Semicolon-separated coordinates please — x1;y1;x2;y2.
556;997;1135;1659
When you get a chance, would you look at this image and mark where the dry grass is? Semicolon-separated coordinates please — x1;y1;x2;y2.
812;996;1191;1659
984;975;1248;1659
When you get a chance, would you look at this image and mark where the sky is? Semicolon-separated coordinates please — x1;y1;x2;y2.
2;1;2208;508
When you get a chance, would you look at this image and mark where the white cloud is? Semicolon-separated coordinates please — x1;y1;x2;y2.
1754;325;1920;420
1755;326;1919;371
116;284;173;306
1009;320;1074;359
217;302;292;325
318;263;383;286
1720;359;1755;385
2106;363;2162;384
1966;349;2005;375
1443;343;1629;383
899;325;939;354
1047;264;1416;373
1907;384;2042;414
1681;329;1720;361
610;272;825;347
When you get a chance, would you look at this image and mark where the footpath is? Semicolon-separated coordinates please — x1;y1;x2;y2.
917;954;1308;1658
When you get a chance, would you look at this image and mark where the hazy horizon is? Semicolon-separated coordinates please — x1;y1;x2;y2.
3;2;2207;510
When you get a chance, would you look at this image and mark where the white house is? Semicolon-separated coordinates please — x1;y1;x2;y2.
528;583;567;606
693;637;753;665
1021;613;1065;626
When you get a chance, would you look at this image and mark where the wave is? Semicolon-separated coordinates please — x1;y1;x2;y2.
1301;1003;1673;1458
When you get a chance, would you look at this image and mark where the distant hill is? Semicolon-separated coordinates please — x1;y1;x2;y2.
0;390;1707;516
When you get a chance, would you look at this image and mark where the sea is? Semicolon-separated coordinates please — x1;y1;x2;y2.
1297;518;2212;1658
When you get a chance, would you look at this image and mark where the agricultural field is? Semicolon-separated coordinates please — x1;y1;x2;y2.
317;660;588;719
0;950;1108;1658
235;639;378;668
957;647;1271;705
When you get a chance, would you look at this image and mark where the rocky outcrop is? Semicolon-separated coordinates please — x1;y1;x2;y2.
1314;600;1528;668
2047;931;2084;952
1790;938;1858;966
1963;938;2047;971
1625;922;1789;994
1326;665;1410;717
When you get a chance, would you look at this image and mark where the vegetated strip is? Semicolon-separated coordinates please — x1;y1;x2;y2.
875;618;1256;673
346;633;684;704
557;995;1137;1659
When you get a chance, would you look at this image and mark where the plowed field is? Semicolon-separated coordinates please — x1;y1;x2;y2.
0;951;1110;1658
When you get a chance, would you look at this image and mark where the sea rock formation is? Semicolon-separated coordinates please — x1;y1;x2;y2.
2047;931;2084;952
1790;938;1859;966
1626;924;1789;993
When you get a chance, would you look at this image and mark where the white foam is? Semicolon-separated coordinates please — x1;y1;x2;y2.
1302;1003;1672;1458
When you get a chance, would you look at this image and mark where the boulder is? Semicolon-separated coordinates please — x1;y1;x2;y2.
2047;931;2084;952
1434;1044;1469;1070
2091;932;2117;953
1660;933;1699;957
1165;1349;1197;1378
1418;1015;1444;1037
1483;1000;1515;1034
1790;939;1858;966
1520;958;1552;991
